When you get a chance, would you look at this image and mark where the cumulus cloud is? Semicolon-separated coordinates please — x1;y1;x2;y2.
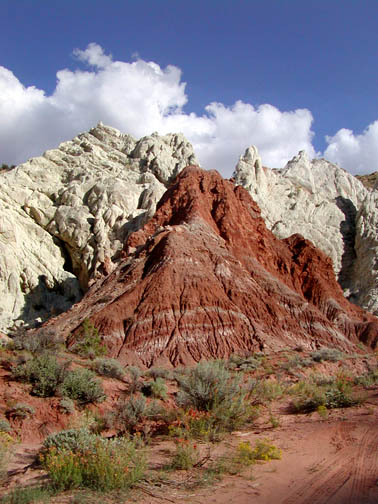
324;121;378;174
1;42;373;177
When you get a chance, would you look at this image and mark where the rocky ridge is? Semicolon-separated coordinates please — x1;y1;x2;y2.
39;167;377;367
0;124;197;331
233;148;378;315
0;124;377;334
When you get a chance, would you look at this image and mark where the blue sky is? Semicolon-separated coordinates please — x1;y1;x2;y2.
0;0;377;176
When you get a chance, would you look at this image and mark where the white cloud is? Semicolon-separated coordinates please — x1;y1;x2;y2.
324;121;378;174
1;43;374;177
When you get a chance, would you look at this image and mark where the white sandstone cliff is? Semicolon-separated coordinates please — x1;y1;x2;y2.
233;147;377;315
0;123;197;331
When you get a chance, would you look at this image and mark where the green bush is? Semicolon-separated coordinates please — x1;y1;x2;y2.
280;355;313;371
0;418;11;432
43;427;97;453
41;434;146;491
126;366;143;394
59;368;105;404
70;319;106;358
91;358;125;380
11;328;63;354
291;378;360;413
250;379;286;403
115;395;147;432
176;360;241;411
12;354;69;397
147;367;172;380
310;348;343;363
170;439;199;470
142;377;167;399
175;360;257;433
354;368;378;388
227;353;261;371
59;397;75;414
0;486;53;503
7;403;35;419
235;439;282;466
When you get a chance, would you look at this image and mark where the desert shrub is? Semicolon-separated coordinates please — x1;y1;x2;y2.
170;439;199;470
317;405;329;419
91;358;125;380
0;432;16;483
354;368;378;388
40;435;146;491
147;367;172;380
10;328;63;355
12;354;69;397
7;403;35;419
176;360;241;411
251;379;286;403
43;427;97;453
310;347;343;363
126;366;143;393
115;395;147;432
176;360;258;433
227;353;261;371
0;486;53;503
169;407;236;442
59;368;105;404
235;439;281;466
141;377;167;399
114;396;171;434
70;319;106;359
280;355;313;371
59;397;75;414
291;377;360;413
0;418;11;432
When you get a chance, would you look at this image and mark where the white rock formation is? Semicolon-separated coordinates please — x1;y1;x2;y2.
350;190;378;313
0;123;197;331
233;147;378;315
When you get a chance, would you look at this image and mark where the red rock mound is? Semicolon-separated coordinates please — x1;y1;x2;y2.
39;167;377;366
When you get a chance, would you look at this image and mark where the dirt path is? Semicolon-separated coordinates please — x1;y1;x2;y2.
2;400;377;504
138;404;378;504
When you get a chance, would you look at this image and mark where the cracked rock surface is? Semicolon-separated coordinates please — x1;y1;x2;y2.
0;123;197;331
39;167;377;366
233;147;377;315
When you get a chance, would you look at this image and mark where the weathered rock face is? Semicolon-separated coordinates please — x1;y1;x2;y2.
233;148;378;315
0;124;197;331
350;190;378;313
39;167;377;367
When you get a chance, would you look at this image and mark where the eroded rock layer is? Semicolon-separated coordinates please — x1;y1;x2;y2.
39;167;377;366
233;148;378;314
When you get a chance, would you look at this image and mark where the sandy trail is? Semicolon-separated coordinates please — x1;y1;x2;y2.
1;397;377;504
142;404;378;504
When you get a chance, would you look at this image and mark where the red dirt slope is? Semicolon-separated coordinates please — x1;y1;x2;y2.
38;167;377;366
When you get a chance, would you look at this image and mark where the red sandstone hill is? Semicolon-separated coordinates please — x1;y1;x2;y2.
38;167;377;366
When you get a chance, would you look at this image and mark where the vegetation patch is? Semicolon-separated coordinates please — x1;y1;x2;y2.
1;486;53;503
12;354;69;397
290;375;361;413
310;348;344;363
40;434;145;491
235;439;282;466
170;438;200;470
59;368;105;405
91;357;125;380
175;360;258;435
70;319;107;359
